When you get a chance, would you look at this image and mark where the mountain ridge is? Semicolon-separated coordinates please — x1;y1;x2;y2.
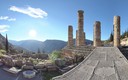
9;39;93;53
9;39;67;53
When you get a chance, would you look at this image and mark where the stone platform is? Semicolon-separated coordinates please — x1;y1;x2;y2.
53;47;128;80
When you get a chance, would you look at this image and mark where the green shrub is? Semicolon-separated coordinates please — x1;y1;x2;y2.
0;50;4;58
49;51;61;63
0;49;6;54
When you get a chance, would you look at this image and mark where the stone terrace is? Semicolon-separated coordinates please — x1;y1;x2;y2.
53;47;128;80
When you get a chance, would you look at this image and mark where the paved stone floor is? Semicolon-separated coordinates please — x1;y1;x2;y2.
0;67;42;80
53;47;128;80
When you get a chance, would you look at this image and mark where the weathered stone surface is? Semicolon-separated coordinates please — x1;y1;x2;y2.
34;63;45;69
22;65;34;70
55;58;66;67
64;57;74;65
76;10;85;46
25;61;33;66
1;55;15;67
114;16;120;47
14;60;23;67
68;25;73;47
62;48;73;57
0;59;3;66
34;53;48;59
62;46;95;65
52;47;128;80
93;21;101;47
47;65;57;72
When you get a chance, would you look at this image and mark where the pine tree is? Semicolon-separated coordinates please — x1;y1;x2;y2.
5;34;9;53
121;29;128;39
42;49;45;53
121;31;124;39
126;29;128;37
37;48;40;53
21;50;24;53
109;32;113;42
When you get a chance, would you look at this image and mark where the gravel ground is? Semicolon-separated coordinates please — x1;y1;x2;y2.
0;67;42;80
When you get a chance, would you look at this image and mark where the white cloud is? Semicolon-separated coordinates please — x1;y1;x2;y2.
9;6;48;18
0;25;9;32
8;18;16;21
0;16;16;21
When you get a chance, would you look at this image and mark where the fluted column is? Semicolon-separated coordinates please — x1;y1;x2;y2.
76;10;85;46
68;25;73;47
113;16;120;47
93;21;101;47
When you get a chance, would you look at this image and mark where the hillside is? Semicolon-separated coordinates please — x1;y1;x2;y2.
9;39;93;53
0;34;19;53
9;40;67;53
9;40;43;53
121;37;128;46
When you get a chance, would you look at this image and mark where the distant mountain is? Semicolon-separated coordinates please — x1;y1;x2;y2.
73;39;93;45
9;40;43;53
42;40;67;53
9;40;67;53
9;39;93;53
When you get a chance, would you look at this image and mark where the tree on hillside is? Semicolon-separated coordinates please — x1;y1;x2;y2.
5;34;9;53
121;31;125;39
37;48;41;53
42;49;45;53
126;29;128;37
109;32;113;42
21;50;24;53
121;30;128;39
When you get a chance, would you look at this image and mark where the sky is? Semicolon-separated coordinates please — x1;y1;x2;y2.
0;0;128;41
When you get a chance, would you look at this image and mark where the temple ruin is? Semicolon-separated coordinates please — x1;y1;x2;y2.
65;11;122;61
64;10;93;61
67;10;86;47
93;21;101;47
53;10;127;80
67;10;121;48
113;16;120;47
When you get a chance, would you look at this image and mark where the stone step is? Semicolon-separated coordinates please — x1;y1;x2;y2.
53;47;128;80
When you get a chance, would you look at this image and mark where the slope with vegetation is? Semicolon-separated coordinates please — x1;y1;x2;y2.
104;30;128;46
0;34;19;53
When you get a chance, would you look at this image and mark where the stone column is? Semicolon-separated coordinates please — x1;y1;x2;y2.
83;32;86;45
113;16;120;47
76;10;85;46
68;25;73;47
93;21;101;47
78;10;84;32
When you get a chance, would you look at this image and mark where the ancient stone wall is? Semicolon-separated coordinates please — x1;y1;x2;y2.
113;16;120;47
93;21;101;47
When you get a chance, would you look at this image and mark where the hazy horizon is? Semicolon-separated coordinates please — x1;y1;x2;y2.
0;0;128;41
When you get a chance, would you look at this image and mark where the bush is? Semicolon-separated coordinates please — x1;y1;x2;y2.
0;49;6;54
0;50;4;58
49;51;61;63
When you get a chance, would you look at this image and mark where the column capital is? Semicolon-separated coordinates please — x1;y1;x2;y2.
78;10;84;13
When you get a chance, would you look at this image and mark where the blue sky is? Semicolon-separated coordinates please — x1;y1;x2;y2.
0;0;128;41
